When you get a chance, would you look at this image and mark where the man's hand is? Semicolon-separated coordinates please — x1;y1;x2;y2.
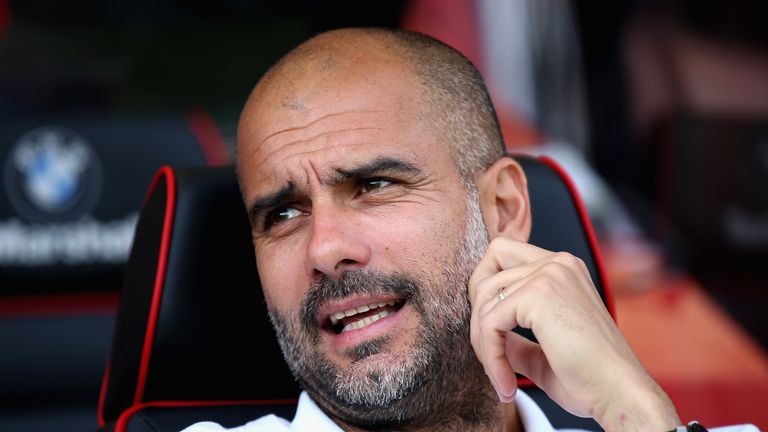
468;237;681;431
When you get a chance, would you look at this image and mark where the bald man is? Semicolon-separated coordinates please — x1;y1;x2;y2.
183;29;754;432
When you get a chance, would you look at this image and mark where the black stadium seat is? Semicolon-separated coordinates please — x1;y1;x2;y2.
98;155;614;432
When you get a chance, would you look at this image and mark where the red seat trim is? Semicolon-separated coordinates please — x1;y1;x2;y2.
537;155;616;321
97;166;178;426
134;166;177;404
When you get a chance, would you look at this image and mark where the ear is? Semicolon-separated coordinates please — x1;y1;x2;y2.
475;157;532;242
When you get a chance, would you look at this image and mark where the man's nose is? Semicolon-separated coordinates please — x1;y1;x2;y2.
304;204;371;280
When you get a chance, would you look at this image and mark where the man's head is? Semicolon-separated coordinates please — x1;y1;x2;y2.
236;28;531;429
240;28;505;186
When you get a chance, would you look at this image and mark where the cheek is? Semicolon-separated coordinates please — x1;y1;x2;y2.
367;204;463;270
256;245;308;312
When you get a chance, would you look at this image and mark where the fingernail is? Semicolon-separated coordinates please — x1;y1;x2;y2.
497;388;516;403
496;390;512;403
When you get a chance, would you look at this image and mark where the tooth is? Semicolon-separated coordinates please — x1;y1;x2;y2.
344;308;357;317
356;304;370;313
332;312;345;324
387;301;395;306
342;320;360;333
377;302;385;308
340;308;395;333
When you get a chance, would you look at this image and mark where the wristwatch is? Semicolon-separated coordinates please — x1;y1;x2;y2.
670;421;708;432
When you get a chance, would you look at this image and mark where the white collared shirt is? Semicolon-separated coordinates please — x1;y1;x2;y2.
181;390;759;432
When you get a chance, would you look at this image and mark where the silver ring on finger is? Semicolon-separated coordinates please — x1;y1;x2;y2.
498;289;507;301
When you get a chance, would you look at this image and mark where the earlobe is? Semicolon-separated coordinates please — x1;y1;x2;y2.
476;157;532;242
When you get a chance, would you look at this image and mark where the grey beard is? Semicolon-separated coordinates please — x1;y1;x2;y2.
266;187;496;429
268;270;450;425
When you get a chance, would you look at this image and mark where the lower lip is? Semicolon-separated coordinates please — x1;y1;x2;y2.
328;304;407;349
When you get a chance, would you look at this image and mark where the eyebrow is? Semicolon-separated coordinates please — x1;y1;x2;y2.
247;156;423;227
332;156;423;183
248;182;297;227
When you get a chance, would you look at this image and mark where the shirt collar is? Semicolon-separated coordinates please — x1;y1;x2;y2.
514;389;558;431
290;392;345;431
293;389;556;432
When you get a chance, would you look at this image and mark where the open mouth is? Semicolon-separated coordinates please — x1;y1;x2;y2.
326;299;406;334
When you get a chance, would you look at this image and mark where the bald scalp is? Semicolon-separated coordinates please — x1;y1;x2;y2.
241;28;505;185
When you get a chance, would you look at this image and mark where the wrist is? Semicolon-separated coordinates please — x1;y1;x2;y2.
599;373;680;431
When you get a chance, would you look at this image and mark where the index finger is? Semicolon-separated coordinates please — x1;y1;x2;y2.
468;237;554;301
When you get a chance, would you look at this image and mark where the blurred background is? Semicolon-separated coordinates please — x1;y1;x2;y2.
0;0;766;430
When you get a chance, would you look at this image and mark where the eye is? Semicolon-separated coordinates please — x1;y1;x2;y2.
360;178;393;193
265;206;303;229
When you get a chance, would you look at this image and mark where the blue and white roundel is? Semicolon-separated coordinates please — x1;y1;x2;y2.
4;126;102;221
14;130;90;212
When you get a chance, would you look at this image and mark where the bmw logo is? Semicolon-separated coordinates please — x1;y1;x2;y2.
4;126;103;222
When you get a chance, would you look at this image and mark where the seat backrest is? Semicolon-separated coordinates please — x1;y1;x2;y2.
98;166;299;431
518;155;613;313
98;155;614;431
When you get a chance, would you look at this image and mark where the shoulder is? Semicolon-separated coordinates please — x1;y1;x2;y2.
180;414;291;432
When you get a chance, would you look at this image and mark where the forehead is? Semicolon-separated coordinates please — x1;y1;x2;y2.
237;61;453;193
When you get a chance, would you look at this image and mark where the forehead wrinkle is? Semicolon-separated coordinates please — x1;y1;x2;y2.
255;141;366;192
259;109;387;149
269;127;388;159
270;147;421;193
257;128;384;177
277;143;370;177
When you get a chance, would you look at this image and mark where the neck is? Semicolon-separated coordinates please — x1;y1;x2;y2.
335;402;522;432
330;372;524;432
